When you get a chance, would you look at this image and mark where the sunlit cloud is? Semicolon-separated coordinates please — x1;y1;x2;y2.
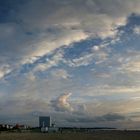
51;93;74;112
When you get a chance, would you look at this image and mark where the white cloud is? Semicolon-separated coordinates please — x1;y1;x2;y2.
94;73;111;78
133;26;140;35
92;45;100;51
65;49;108;67
67;53;96;67
0;65;12;79
120;59;140;73
33;50;64;73
124;61;140;73
104;86;140;94
51;69;71;79
21;29;88;65
51;93;73;112
25;72;36;81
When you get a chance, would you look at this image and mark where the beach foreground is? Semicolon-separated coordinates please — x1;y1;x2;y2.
0;131;140;140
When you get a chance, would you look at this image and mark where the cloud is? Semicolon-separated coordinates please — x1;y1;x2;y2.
82;85;140;96
0;0;133;66
93;72;111;78
66;53;96;67
0;0;139;78
133;26;140;34
0;1;140;55
0;96;49;116
17;0;133;39
21;29;88;65
92;45;100;51
32;50;64;73
50;69;71;79
65;48;108;67
98;113;126;122
122;60;140;73
51;93;73;112
0;65;12;79
66;113;126;123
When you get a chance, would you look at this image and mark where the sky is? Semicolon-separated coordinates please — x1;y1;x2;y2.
0;0;140;129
